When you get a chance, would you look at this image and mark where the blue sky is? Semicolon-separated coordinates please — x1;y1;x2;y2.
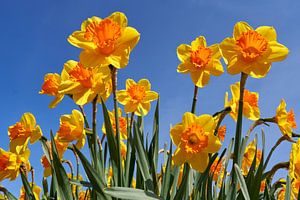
1;0;300;196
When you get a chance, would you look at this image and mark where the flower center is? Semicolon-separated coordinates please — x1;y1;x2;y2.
180;124;208;154
190;46;212;69
69;63;93;88
236;30;268;62
84;19;122;55
8;122;31;141
127;85;146;101
41;75;60;95
243;90;258;107
0;153;9;171
287;109;297;129
57;122;81;141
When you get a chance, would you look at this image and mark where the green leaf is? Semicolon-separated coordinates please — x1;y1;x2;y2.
104;187;163;200
133;121;154;191
50;132;73;200
73;145;111;200
0;187;18;200
234;164;250;200
285;175;291;200
160;143;172;199
20;170;36;200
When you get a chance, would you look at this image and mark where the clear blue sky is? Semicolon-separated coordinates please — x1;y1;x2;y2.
1;0;300;196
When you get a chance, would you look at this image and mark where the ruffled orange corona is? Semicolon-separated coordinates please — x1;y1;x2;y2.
275;99;297;136
225;82;260;121
170;112;221;172
220;21;289;78
117;79;158;116
177;36;224;87
68;12;140;69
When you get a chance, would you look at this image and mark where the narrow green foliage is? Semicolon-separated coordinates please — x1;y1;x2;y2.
234;164;250;200
104;187;163;200
20;170;36;200
160;143;172;199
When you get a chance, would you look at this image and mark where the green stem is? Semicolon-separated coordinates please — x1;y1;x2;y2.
231;72;248;199
109;64;123;187
92;96;99;170
191;85;199;114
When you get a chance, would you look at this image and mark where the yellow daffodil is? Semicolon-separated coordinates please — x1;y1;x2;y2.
120;141;127;159
102;108;128;140
219;21;289;78
117;79;158;116
39;73;65;108
209;157;224;184
177;36;224;87
56;109;86;149
68;12;140;69
41;154;51;177
19;184;41;200
59;60;112;105
289;138;300;181
275;99;297;136
170;112;221;172
0;147;30;182
8;113;42;154
277;179;300;200
225;82;260;121
241;139;262;175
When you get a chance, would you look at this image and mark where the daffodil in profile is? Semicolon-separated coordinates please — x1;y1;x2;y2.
102;108;128;140
170;112;221;172
68;12;140;69
220;21;289;78
56;109;86;149
275;99;297;136
177;36;224;87
59;60;112;105
8;112;42;154
241;139;262;175
117;79;158;116
40;73;65;108
225;82;260;121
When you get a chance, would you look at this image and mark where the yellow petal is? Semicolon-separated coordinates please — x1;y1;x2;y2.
117;90;129;105
124;102;138;113
227;56;245;75
191;36;207;50
73;90;96;105
21;113;36;129
67;31;96;50
126;79;137;90
80;16;101;31
144;91;159;102
219;38;238;64
49;94;64;109
233;21;253;39
135;103;150;116
59;80;83;94
230;82;240;101
63;60;78;72
255;26;277;41
243;61;272;78
79;50;107;68
30;125;42;144
116;27;140;54
138;79;151;91
182;112;196;129
188;152;209;172
204;134;222;153
170;123;184;146
206;59;224;76
173;148;188;166
266;41;289;62
195;114;215;132
177;63;190;74
108;12;128;28
190;71;210;88
177;44;192;63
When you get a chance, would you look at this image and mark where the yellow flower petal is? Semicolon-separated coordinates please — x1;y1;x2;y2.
191;36;207;50
266;41;289;62
136;103;150;116
173;148;189;166
138;79;151;91
144;91;159;102
117;90;129;105
195;114;215;132
233;21;253;39
79;50;107;68
108;12;128;28
49;94;64;109
188;152;209;172
219;38;238;65
206;59;224;76
190;71;210;88
177;44;192;62
177;63;190;74
255;26;277;41
126;79;137;90
124;102;139;113
204;134;222;153
170;124;184;146
243;61;272;78
182;112;196;130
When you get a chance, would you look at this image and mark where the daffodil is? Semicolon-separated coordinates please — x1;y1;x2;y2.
56;109;86;149
117;79;158;116
19;184;41;200
0;147;30;182
219;21;289;78
102;108;128;140
68;12;140;69
59;60;112;105
275;99;297;136
241;139;262;175
8;112;42;154
225;82;260;121
41;155;51;177
39;73;65;108
177;36;224;87
170;112;221;172
209;157;224;184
